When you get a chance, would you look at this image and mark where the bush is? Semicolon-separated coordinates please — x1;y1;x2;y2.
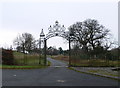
2;49;14;65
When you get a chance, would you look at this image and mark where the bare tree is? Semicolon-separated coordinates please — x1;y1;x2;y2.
68;19;110;54
13;33;35;53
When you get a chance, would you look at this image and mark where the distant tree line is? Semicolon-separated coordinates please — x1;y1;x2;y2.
47;46;69;55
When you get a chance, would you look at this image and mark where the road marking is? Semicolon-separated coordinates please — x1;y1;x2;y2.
50;66;68;67
57;80;66;83
13;75;16;76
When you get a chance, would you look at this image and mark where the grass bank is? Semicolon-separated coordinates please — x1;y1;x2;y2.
1;61;51;69
0;65;47;69
68;67;120;81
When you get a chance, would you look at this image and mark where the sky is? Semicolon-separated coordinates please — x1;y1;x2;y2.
0;0;119;50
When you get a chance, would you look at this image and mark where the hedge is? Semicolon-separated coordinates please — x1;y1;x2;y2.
2;49;14;65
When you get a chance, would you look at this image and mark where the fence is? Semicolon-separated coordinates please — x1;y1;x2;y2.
70;46;120;67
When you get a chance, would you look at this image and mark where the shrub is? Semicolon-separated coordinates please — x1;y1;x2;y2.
2;49;14;65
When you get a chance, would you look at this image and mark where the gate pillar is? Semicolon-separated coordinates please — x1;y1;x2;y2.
69;36;71;67
44;39;47;66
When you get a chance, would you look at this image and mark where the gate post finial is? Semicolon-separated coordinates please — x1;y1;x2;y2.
55;20;59;25
40;29;45;37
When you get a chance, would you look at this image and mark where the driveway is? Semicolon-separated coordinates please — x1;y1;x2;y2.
2;58;119;86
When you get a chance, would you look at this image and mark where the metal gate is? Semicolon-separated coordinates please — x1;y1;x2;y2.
39;21;73;66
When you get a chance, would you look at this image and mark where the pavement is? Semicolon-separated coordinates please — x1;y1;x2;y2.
2;58;119;86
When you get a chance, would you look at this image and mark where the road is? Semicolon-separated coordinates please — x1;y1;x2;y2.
2;58;119;86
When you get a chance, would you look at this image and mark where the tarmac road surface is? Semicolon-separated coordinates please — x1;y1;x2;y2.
2;58;119;87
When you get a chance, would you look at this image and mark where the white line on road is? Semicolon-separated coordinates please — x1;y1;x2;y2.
50;66;68;67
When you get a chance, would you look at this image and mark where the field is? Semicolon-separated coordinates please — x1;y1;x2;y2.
13;51;46;65
1;51;50;69
51;55;120;67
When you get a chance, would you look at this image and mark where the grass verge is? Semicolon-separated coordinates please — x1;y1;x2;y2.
0;61;51;69
68;67;120;81
0;65;49;69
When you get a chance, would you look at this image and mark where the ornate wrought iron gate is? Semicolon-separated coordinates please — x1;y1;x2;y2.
39;21;72;66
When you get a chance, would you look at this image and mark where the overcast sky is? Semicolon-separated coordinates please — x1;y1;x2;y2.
0;0;118;50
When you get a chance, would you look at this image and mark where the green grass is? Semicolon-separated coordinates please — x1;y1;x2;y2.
47;61;51;66
88;70;100;73
13;51;24;56
88;69;119;77
0;60;51;69
14;56;42;65
68;67;120;81
1;51;51;69
0;65;48;69
70;59;120;67
13;51;45;65
51;55;120;67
